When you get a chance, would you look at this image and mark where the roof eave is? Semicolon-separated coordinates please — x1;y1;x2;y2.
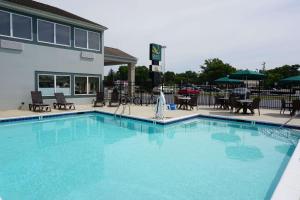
0;0;108;31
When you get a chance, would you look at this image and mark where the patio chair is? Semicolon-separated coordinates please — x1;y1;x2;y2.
290;100;300;116
29;91;51;112
280;98;292;114
229;97;242;113
109;88;120;107
249;98;261;115
188;95;199;110
213;96;222;109
174;95;183;109
94;92;105;107
54;93;75;110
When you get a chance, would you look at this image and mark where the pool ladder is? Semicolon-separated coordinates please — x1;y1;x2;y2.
114;103;131;118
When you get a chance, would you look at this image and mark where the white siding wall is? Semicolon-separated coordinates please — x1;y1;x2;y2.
0;40;104;110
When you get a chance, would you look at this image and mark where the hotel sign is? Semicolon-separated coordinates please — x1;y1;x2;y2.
149;43;162;62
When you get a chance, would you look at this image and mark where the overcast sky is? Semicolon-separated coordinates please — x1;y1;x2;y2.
40;0;300;74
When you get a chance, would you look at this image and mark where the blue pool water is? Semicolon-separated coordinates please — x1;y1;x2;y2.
0;113;298;200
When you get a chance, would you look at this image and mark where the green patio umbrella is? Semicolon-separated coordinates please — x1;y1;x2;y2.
229;70;266;99
215;77;243;98
279;75;300;85
279;75;300;101
229;69;266;80
214;77;243;84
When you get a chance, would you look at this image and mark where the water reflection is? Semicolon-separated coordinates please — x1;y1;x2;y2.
211;132;241;143
275;145;295;156
225;145;264;161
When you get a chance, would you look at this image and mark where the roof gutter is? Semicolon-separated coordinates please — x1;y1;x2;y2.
0;0;108;31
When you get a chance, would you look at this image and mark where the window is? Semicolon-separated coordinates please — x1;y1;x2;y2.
38;75;55;96
74;28;87;49
38;74;71;96
38;19;71;46
88;31;100;51
88;77;100;94
75;76;87;94
0;10;10;36
38;20;54;43
56;24;70;46
56;76;71;95
74;28;101;51
75;76;100;95
0;10;32;40
12;14;32;39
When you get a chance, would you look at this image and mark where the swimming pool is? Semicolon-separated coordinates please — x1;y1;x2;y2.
0;113;298;200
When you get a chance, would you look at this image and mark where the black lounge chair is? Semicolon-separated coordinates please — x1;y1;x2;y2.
290;100;300;116
249;97;261;115
188;95;199;110
29;91;51;112
53;93;75;110
94;92;105;107
109;88;120;107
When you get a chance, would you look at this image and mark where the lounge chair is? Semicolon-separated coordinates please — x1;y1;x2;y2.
290;100;300;116
94;92;105;107
249;97;261;115
29;91;51;112
188;95;199;110
53;93;75;110
109;88;120;107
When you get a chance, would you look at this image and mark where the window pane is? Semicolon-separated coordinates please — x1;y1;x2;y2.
75;28;87;48
75;76;87;94
88;31;100;50
56;76;71;95
56;24;70;45
0;11;10;36
12;14;32;39
38;75;54;96
38;20;54;43
88;77;100;94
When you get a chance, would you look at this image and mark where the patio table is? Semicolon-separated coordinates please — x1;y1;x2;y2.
178;96;191;110
237;99;253;114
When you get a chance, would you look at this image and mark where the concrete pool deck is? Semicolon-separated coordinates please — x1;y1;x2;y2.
0;104;299;199
0;105;299;127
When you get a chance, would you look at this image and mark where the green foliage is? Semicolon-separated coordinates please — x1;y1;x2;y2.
163;71;176;85
104;69;116;86
116;65;128;80
264;65;300;88
174;71;199;85
199;58;236;83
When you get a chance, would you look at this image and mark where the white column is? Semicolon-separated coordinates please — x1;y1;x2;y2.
128;63;135;97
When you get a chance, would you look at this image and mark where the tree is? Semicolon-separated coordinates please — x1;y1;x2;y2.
199;58;236;84
104;69;116;86
264;64;300;88
163;71;176;85
116;65;128;80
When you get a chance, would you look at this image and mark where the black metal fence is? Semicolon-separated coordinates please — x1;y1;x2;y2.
104;83;300;109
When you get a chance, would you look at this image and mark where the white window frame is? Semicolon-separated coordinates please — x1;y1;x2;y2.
37;19;71;47
0;9;33;41
74;27;101;51
38;74;71;97
87;30;101;51
74;75;100;95
74;27;88;50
